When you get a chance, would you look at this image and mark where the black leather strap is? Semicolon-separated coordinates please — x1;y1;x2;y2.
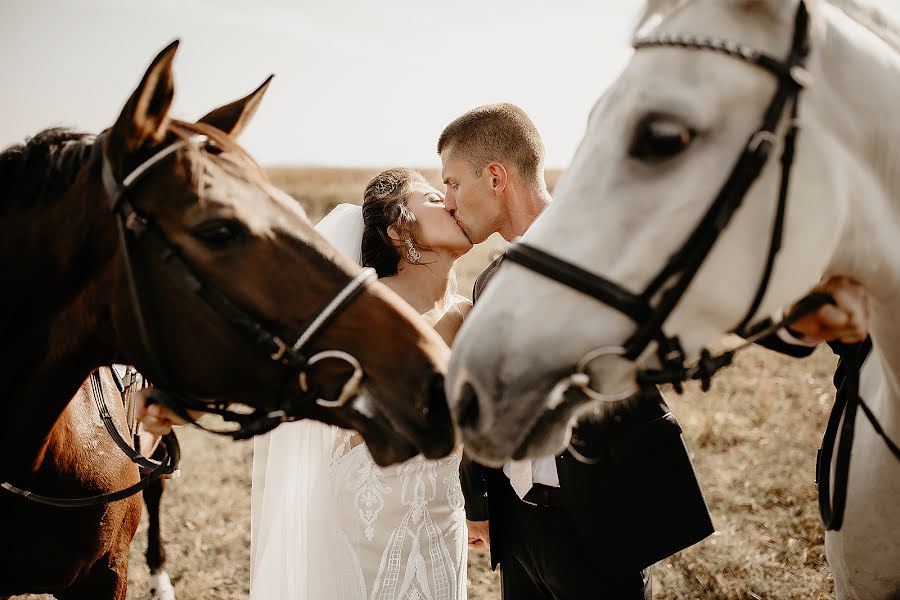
818;341;900;530
505;244;650;323
0;430;180;508
91;369;172;474
1;369;181;508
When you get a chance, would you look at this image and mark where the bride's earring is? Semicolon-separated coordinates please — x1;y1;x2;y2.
405;238;421;263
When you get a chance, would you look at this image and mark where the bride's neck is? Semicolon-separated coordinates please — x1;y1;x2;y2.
382;251;457;314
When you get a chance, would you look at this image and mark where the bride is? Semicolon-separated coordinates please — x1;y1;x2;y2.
250;168;473;600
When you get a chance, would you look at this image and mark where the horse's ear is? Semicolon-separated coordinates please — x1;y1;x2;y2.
196;75;274;138
108;40;178;159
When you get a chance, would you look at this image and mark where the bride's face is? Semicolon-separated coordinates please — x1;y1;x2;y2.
404;182;473;256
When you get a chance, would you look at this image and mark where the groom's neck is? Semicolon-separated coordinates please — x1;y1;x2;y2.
501;184;551;240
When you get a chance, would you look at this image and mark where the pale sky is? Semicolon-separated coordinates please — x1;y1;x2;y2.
0;1;641;169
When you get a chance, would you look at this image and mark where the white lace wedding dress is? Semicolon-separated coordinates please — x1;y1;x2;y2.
330;431;466;600
250;422;467;600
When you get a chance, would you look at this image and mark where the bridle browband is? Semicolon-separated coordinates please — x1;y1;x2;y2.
100;120;377;440
506;1;817;395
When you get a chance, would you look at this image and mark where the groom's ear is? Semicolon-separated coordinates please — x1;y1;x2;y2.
486;162;508;196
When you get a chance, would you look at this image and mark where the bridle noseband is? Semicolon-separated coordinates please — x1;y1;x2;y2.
101;121;377;440
506;1;818;395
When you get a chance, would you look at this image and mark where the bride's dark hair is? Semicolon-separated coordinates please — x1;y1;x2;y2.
361;168;429;278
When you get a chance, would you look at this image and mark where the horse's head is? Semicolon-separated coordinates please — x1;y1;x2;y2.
104;42;453;465
448;0;886;466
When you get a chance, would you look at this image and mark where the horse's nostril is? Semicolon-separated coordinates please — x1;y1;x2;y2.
456;382;480;430
427;373;447;412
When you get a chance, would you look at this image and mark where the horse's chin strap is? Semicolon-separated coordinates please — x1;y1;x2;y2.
542;292;834;409
146;388;292;441
148;347;368;441
635;292;834;391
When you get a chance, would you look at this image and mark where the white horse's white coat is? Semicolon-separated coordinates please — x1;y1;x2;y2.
448;1;900;597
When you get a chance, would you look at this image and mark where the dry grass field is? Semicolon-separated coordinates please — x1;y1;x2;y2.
23;168;839;600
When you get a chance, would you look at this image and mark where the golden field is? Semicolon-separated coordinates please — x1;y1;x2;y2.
24;167;838;600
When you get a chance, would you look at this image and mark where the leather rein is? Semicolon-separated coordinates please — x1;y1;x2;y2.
1;368;180;508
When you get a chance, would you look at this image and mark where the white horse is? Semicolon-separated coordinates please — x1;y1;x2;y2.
448;1;900;597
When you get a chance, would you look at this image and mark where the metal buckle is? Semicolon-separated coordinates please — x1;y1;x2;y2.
571;346;640;403
789;65;812;88
297;351;364;408
269;337;287;361
748;130;778;152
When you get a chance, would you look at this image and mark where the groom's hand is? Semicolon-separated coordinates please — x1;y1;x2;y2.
788;276;869;343
135;387;198;436
467;519;490;549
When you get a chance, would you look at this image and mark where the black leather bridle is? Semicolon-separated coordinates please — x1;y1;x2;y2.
100;121;377;440
506;1;818;395
503;1;900;531
2;122;380;507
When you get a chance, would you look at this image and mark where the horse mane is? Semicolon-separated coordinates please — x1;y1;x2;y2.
635;0;900;55
0;128;97;216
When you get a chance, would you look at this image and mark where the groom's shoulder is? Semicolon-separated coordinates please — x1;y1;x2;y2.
473;255;505;303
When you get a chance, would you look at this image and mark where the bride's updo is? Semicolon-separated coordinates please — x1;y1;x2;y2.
361;168;428;277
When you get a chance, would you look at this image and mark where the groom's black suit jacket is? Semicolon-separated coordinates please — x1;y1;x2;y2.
461;256;715;573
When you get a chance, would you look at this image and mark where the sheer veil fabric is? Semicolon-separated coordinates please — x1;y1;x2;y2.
251;204;366;600
310;202;365;264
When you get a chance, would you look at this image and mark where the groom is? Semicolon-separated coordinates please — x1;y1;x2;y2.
439;103;713;599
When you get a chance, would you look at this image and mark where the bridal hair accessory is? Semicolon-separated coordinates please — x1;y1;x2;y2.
373;174;401;196
405;238;421;263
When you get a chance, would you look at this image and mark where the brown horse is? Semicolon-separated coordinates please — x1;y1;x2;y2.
0;41;453;599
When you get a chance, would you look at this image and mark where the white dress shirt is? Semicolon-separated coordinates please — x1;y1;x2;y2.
502;456;560;488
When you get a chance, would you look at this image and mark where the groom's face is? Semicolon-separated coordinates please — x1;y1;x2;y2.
440;149;502;244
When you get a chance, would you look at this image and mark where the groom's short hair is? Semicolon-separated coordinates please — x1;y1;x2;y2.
438;103;545;186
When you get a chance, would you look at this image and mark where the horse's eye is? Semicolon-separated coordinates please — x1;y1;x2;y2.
628;117;695;161
191;219;246;247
